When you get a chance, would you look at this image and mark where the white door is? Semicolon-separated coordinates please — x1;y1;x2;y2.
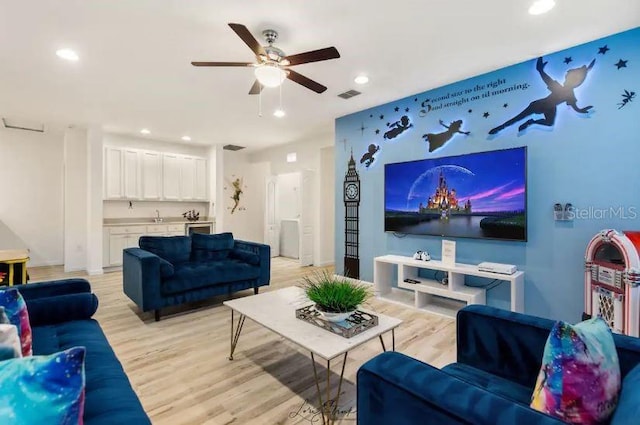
299;170;314;266
162;154;181;200
180;156;196;200
123;149;140;199
104;147;123;199
194;158;208;200
141;151;162;200
108;234;129;266
264;176;280;257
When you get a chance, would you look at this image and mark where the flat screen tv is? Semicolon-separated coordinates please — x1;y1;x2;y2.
384;147;527;241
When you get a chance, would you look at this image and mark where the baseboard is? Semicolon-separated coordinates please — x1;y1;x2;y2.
316;260;335;267
29;260;63;267
87;268;104;276
63;265;85;273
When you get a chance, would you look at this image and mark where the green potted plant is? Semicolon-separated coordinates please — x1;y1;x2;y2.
301;271;371;322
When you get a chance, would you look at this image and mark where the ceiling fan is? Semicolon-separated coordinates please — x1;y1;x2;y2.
191;23;340;95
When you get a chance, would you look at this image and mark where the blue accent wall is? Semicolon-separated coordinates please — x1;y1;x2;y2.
335;27;640;321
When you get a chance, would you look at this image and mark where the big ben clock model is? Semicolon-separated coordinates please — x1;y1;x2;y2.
343;151;360;279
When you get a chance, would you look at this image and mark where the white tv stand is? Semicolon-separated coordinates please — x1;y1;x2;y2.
374;255;524;318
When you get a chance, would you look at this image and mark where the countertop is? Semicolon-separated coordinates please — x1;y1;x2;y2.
103;218;215;227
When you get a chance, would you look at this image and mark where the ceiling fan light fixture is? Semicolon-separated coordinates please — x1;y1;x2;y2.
255;64;286;88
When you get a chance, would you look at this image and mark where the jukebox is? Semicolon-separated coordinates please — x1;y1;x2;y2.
584;229;640;336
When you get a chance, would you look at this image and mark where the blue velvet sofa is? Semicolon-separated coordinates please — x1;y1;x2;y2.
18;278;151;424
357;305;640;425
123;232;270;321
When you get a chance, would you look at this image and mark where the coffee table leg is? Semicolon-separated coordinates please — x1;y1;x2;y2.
310;352;348;425
379;329;396;352
229;310;246;361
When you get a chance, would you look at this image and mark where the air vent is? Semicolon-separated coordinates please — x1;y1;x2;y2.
2;117;45;133
337;89;361;99
223;144;246;151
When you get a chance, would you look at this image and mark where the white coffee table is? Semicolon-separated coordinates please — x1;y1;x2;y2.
224;286;402;425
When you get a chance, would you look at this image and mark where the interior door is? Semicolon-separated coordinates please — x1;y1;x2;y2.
299;170;314;266
264;176;279;257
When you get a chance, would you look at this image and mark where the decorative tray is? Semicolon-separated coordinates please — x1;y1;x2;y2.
295;305;378;339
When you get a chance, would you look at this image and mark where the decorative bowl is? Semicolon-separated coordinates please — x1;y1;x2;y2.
317;308;355;323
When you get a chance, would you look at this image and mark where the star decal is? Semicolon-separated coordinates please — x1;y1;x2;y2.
369;114;373;118
414;98;418;102
379;115;384;120
394;106;400;112
405;107;410;112
503;103;508;108
598;45;610;55
563;57;573;64
386;122;390;126
375;129;380;135
483;112;490;118
468;109;473;113
615;59;628;69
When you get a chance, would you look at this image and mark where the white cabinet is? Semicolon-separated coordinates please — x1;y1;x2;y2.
104;148;124;199
194;158;207;200
162;154;181;201
123;149;140;199
141;151;162;200
103;223;188;266
179;156;196;200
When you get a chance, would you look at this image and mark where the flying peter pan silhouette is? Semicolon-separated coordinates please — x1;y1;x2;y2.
489;57;595;135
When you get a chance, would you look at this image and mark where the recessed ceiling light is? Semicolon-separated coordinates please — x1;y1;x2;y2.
529;0;555;15
56;48;79;61
274;109;286;118
181;135;191;142
140;128;151;135
354;75;369;85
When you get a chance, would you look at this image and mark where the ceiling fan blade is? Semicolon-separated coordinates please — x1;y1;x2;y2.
284;47;340;66
191;61;254;67
286;70;327;93
248;80;263;95
228;23;266;58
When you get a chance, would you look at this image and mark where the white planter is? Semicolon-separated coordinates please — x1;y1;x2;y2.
318;309;355;323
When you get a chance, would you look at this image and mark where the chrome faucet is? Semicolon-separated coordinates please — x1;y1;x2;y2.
154;210;163;223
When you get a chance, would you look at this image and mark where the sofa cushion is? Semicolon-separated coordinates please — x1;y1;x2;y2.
530;318;620;425
158;257;175;278
161;260;260;295
139;236;191;264
0;288;32;356
32;320;151;425
229;248;260;266
191;232;234;261
610;363;640;425
0;346;86;425
443;363;533;406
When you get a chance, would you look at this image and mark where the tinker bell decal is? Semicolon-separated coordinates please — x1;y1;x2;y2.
224;177;244;214
489;57;595;135
618;90;635;109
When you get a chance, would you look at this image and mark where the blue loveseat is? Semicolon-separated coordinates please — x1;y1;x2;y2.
357;305;640;425
123;232;270;321
18;278;150;424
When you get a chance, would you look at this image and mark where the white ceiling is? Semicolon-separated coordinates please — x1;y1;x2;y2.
0;1;638;150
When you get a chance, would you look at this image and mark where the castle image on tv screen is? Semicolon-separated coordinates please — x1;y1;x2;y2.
384;147;526;241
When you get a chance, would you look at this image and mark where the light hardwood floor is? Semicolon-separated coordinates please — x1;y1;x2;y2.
28;258;456;425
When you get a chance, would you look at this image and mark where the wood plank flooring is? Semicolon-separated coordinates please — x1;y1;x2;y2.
28;258;456;425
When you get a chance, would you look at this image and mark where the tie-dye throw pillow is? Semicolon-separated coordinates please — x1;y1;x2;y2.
0;288;32;356
0;347;86;425
530;318;621;424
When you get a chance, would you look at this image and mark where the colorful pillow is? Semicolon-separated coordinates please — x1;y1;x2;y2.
530;318;621;424
0;306;9;323
0;324;21;359
0;288;32;356
0;347;86;425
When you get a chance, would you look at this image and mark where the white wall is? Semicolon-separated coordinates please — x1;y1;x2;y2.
104;133;209;157
249;134;334;266
63;127;88;271
222;150;269;243
0;126;64;266
319;146;335;265
86;126;104;275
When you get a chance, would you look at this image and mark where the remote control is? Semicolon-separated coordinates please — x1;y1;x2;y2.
403;278;420;284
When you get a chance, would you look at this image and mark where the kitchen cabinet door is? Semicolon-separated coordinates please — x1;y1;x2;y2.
108;234;129;266
104;147;123;199
194;158;208;200
141;151;162;200
180;156;196;200
123;149;140;199
162;154;181;200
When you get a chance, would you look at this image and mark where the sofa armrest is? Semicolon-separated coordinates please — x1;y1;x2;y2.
16;278;91;301
234;240;270;286
25;293;99;326
456;305;555;389
357;352;564;425
123;248;163;312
